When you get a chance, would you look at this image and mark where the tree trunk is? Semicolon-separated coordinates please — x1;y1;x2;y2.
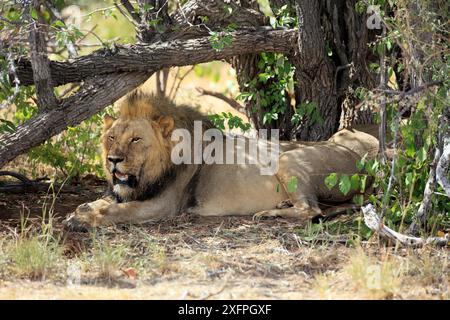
292;1;337;141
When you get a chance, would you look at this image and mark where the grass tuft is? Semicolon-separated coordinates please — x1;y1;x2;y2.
10;236;63;280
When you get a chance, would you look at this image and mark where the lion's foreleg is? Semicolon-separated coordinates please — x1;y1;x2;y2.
65;197;174;230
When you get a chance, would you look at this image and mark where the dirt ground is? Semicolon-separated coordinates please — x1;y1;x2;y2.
0;184;448;300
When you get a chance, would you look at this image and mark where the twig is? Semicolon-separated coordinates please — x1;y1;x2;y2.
114;1;139;27
167;67;181;98
169;66;194;100
378;25;387;165
44;0;78;58
408;115;447;234
120;0;141;23
196;87;244;112
381;112;400;218
362;204;448;247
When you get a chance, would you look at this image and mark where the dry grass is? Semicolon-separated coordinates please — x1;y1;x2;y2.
0;207;448;299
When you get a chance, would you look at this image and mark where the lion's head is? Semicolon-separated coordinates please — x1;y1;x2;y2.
102;91;211;202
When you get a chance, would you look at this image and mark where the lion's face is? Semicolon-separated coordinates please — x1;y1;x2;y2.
102;114;174;201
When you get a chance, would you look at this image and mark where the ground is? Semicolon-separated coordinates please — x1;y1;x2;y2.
0;184;448;300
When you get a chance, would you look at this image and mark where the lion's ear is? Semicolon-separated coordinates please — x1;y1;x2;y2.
103;114;116;130
157;116;175;137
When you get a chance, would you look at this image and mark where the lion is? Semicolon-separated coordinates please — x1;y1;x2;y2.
65;91;379;230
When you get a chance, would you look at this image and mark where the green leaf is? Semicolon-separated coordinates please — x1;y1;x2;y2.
351;174;360;191
405;172;413;187
287;176;298;193
416;147;427;163
31;8;38;20
339;174;351;195
360;175;367;192
52;20;65;28
353;194;364;206
325;173;338;190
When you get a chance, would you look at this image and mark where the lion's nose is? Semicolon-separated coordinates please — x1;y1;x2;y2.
108;156;124;164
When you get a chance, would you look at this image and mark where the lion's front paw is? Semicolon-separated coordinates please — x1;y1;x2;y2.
64;201;108;232
252;209;280;222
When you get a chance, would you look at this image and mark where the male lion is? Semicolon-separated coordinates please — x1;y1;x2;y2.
65;91;378;230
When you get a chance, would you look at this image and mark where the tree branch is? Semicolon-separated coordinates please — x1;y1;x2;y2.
14;29;297;86
1;28;297;168
196;87;244;112
0;71;151;168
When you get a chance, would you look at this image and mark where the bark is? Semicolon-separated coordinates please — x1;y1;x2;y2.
28;0;58;110
15;29;296;86
292;1;337;141
137;0;172;43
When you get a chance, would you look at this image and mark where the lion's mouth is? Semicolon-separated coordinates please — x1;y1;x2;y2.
112;170;138;188
114;171;129;182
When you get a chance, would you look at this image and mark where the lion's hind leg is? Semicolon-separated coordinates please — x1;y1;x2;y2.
256;158;323;222
253;196;322;223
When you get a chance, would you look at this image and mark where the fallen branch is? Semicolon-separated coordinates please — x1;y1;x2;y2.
362;204;448;247
0;171;80;194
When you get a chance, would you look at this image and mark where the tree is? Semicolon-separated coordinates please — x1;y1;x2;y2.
0;0;448;235
0;0;296;168
0;0;382;166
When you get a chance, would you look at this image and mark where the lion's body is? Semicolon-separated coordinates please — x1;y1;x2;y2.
66;92;379;229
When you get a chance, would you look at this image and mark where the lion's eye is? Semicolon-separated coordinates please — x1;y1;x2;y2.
131;137;141;143
108;136;115;141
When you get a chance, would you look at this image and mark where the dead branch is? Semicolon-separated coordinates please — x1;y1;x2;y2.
196;87;244;112
436;136;450;197
0;170;80;194
362;204;448;247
